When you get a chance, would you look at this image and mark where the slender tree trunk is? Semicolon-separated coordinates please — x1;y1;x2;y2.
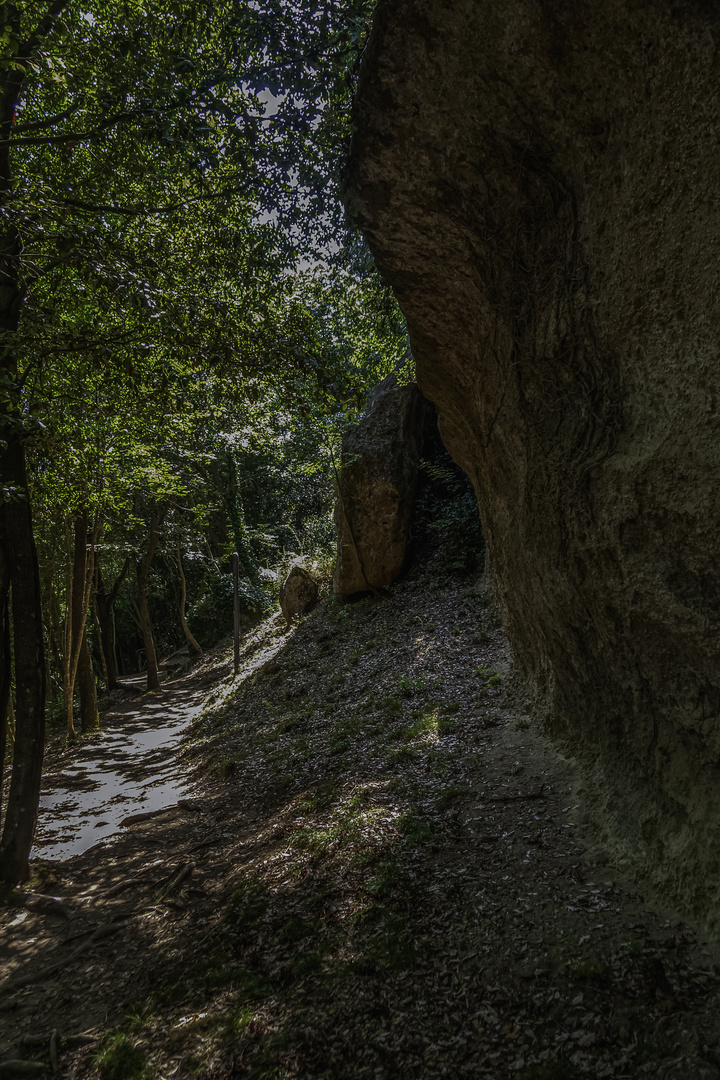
224;453;259;584
42;575;63;708
112;606;121;677
176;542;202;656
92;581;109;696
94;557;129;691
137;511;160;692
73;515;97;732
63;512;100;737
62;519;76;738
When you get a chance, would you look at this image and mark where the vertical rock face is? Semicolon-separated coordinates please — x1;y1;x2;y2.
334;371;434;598
349;0;720;920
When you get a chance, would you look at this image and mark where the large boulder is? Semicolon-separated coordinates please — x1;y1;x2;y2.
279;565;318;624
349;1;720;923
333;371;434;598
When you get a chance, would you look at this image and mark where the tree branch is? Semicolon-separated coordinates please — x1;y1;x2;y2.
23;0;73;56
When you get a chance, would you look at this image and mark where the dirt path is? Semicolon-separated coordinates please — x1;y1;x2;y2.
33;676;212;862
1;570;720;1079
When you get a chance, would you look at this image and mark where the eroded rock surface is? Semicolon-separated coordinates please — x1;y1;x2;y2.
349;0;720;923
279;565;319;624
333;370;434;598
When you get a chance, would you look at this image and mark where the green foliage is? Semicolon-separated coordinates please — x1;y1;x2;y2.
396;813;436;845
397;673;426;696
226;878;269;930
414;451;485;574
6;0;411;702
475;664;501;687
94;1034;150;1080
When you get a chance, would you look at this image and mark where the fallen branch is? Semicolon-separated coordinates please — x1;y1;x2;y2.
49;1030;58;1074
183;835;222;856
0;1062;48;1076
120;806;175;827
161;863;194;898
16;894;72;919
477;785;548;803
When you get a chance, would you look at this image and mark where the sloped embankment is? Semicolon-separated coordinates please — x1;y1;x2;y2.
2;568;720;1079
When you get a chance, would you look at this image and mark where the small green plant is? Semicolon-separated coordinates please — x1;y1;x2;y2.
383;695;402;717
397;674;426;696
387;746;414;766
328;734;349;755
437;715;456;736
475;663;502;688
514;716;531;731
511;760;524;775
435;783;468;808
94;1034;150;1080
225;878;269;928
397;813;435;845
402;711;438;739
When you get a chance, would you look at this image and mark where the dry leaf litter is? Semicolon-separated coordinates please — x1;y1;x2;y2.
1;564;720;1080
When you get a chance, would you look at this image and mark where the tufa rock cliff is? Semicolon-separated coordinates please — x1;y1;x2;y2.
348;0;720;922
334;370;434;598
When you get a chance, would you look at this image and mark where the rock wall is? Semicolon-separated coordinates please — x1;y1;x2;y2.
349;0;720;922
334;371;434;598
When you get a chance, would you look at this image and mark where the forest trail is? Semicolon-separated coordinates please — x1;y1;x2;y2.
2;568;720;1080
33;677;211;862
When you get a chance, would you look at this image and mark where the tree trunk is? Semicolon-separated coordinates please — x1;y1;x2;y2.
63;511;100;737
73;515;97;732
0;0;70;882
137;511;161;692
224;453;259;584
92;581;109;696
62;519;76;739
176;542;202;656
94;557;129;691
0;438;46;884
0;544;10;822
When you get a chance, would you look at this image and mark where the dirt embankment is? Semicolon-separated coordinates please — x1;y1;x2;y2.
1;565;720;1079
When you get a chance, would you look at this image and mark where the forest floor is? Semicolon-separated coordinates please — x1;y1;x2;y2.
2;560;720;1080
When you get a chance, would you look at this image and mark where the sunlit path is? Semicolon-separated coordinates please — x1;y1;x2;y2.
33;685;206;861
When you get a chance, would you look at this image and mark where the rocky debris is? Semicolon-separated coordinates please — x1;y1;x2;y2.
333;370;435;598
279;565;319;624
349;0;720;926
